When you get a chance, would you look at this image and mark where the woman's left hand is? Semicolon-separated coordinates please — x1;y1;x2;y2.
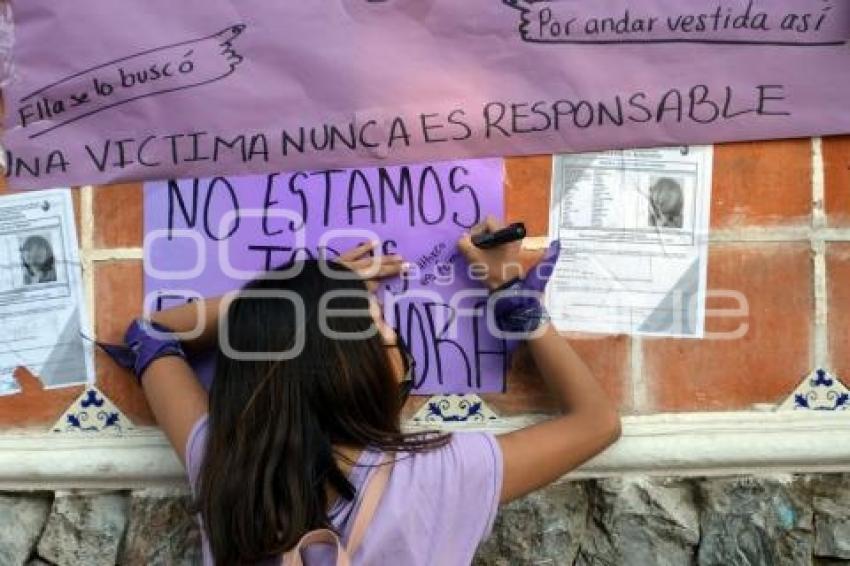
335;241;407;291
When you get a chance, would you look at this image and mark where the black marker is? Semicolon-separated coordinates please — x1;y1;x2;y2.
472;222;527;249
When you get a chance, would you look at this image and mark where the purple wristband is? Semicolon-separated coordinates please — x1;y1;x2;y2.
490;240;561;334
97;319;186;383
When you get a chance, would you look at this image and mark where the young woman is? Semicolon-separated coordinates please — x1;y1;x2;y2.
103;218;621;565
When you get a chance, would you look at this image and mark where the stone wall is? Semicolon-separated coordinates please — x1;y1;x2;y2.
1;475;848;566
475;474;850;566
0;489;200;566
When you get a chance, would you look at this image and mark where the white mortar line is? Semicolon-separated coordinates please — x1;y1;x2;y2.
812;137;827;229
817;228;850;242
813;241;828;370
709;226;811;242
79;186;95;250
536;228;850;245
523;236;549;250
88;248;144;261
811;138;829;370
79;185;95;338
630;336;648;412
710;227;850;243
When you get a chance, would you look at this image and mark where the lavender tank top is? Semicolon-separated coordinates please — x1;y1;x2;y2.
185;416;503;565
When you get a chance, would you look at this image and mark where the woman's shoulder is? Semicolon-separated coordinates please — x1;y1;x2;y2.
390;431;502;489
411;431;500;464
357;432;503;561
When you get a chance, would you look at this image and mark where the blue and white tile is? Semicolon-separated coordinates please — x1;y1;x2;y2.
52;386;134;433
778;369;850;412
412;394;501;426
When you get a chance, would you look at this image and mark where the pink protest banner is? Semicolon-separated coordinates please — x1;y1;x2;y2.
3;0;850;189
144;159;508;394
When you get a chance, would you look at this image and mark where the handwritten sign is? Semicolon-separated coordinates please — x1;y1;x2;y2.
506;0;844;45
18;26;245;140
3;0;850;189
143;159;508;394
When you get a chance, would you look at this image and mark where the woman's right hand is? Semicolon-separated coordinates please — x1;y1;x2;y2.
457;216;530;290
335;240;407;292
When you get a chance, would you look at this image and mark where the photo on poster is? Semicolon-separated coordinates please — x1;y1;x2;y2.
19;229;62;286
647;177;685;229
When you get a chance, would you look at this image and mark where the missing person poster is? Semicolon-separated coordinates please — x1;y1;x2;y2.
0;189;93;394
547;146;713;338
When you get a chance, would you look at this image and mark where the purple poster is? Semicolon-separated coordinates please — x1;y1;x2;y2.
3;0;850;189
143;159;508;394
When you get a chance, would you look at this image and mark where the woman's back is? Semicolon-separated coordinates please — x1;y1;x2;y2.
105;239;621;565
186;415;503;566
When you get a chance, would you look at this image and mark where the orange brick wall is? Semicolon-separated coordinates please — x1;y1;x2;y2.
0;136;849;428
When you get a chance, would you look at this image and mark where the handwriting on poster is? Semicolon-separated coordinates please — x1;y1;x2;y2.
4;84;792;180
16;26;245;140
5;0;847;185
144;160;509;394
505;0;840;45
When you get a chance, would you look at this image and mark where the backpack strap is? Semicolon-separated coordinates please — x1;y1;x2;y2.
281;454;393;566
284;529;350;566
346;455;393;556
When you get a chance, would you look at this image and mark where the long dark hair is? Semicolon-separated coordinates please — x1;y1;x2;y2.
196;260;447;565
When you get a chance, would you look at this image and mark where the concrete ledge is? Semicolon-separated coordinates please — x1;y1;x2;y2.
1;411;849;489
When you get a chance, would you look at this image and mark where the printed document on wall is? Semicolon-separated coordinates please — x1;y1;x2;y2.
0;189;93;394
547;147;713;338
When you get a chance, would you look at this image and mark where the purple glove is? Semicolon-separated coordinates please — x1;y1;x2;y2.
490;240;561;335
97;319;185;383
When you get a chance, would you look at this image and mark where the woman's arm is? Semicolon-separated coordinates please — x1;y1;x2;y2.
149;295;230;353
458;218;622;504
138;356;208;466
496;325;621;502
112;295;229;464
